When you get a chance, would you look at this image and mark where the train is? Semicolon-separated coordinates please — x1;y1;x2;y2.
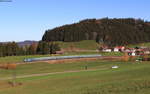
24;54;101;62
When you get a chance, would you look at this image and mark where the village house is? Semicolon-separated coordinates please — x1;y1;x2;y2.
102;48;112;52
125;47;150;56
128;51;136;56
100;45;112;52
101;45;150;56
114;46;125;52
143;48;150;54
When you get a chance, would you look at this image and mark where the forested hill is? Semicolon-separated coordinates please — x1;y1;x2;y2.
42;18;150;47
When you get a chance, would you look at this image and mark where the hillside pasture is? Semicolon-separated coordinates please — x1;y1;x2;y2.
57;40;98;50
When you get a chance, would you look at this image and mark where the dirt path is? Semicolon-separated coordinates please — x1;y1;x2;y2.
0;68;108;81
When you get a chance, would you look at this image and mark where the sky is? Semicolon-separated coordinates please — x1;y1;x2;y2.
0;0;150;42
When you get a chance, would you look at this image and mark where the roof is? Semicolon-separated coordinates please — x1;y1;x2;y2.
114;46;125;49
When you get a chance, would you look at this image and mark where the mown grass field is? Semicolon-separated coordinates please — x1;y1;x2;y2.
0;60;112;78
0;60;150;94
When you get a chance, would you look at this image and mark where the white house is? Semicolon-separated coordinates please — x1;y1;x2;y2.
103;49;112;52
131;52;136;56
114;48;119;52
128;51;136;56
114;46;125;52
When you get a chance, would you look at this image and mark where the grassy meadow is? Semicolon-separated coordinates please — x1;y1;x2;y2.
0;60;150;94
0;60;113;78
0;40;148;94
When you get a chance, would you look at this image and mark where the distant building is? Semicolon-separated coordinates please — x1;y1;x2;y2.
128;52;136;56
114;46;125;52
127;47;150;56
102;49;112;52
114;48;119;52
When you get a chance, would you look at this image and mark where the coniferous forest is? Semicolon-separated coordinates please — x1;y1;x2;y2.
42;18;150;47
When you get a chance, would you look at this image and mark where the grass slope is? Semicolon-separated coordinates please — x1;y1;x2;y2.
57;40;98;50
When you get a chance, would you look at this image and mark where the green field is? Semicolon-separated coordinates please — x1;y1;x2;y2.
0;60;111;78
57;40;98;50
0;60;150;94
0;55;53;64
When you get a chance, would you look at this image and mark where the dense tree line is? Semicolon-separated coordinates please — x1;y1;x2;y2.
0;42;60;57
42;18;150;47
36;41;60;55
0;42;25;57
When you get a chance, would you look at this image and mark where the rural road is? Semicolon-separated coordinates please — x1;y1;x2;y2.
0;68;108;81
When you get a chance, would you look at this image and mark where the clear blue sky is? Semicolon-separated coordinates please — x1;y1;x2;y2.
0;0;149;42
